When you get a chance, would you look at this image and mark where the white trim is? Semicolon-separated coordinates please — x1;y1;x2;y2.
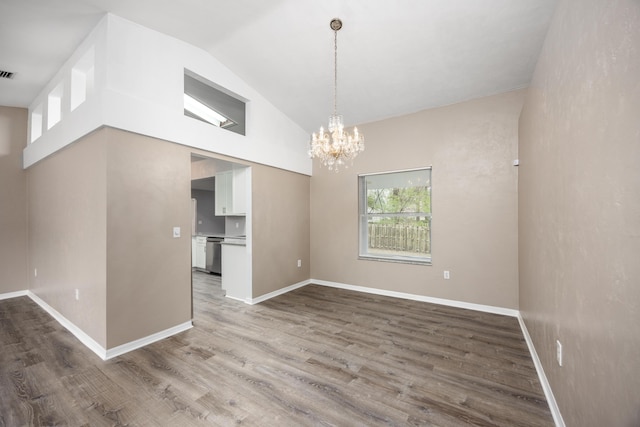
247;279;312;305
518;314;565;427
0;290;28;300
225;294;250;304
104;321;193;360
25;291;192;361
312;279;520;317
27;291;108;359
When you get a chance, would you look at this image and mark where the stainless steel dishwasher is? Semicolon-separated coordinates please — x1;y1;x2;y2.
205;237;223;275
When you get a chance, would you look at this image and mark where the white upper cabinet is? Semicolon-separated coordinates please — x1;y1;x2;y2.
215;168;248;216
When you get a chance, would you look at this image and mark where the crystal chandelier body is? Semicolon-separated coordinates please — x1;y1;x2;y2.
309;18;364;171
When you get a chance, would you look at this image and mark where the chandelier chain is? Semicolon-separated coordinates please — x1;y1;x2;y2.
333;27;338;116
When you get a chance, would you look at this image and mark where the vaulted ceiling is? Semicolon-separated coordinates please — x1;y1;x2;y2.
0;0;558;133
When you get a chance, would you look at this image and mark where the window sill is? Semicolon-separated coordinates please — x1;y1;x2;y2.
358;254;432;266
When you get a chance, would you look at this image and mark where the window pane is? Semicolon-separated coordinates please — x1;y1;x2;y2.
359;168;431;264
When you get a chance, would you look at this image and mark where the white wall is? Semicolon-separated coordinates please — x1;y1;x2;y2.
24;17;108;167
24;14;311;175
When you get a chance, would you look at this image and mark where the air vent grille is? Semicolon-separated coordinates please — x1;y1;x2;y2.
0;70;15;79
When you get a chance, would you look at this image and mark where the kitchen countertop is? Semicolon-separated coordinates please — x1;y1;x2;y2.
193;234;246;239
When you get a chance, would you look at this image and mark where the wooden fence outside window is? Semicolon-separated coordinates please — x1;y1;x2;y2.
368;223;431;254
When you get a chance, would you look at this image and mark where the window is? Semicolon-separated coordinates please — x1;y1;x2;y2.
184;69;246;136
70;47;95;111
30;103;43;142
359;167;432;264
47;82;64;130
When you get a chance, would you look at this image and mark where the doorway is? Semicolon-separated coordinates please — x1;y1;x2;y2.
189;153;251;316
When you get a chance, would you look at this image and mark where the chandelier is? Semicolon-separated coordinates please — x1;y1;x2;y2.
309;18;364;172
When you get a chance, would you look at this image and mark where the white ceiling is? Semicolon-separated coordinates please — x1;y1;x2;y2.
0;0;558;133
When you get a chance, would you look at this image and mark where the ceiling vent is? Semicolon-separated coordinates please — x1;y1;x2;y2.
0;70;15;79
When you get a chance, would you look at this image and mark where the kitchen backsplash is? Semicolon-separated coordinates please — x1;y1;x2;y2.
225;216;246;236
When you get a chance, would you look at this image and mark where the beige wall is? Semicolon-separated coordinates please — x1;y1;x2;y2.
105;128;192;348
27;127;193;350
311;90;523;309
28;130;108;346
26;123;309;349
518;0;640;425
0;107;28;294
252;165;310;297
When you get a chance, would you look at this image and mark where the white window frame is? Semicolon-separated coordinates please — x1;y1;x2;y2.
358;167;432;265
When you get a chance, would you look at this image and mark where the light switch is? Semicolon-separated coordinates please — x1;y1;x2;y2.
173;227;181;238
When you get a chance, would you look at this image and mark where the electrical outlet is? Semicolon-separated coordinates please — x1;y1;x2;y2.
297;259;302;268
34;268;37;277
444;270;450;279
75;289;80;301
556;340;563;366
173;227;181;238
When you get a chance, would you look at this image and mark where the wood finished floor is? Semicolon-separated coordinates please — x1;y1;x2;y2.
0;272;554;426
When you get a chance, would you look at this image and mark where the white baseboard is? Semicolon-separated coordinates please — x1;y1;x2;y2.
248;279;312;305
311;279;520;317
0;290;28;300
25;290;192;361
27;290;108;359
517;314;565;427
225;294;250;304
104;321;192;360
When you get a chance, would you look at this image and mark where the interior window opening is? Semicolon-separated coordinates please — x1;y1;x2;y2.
184;69;246;136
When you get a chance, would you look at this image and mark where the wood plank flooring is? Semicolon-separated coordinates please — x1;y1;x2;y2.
0;272;554;426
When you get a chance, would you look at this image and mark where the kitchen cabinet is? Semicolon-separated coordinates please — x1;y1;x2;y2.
192;237;197;267
214;171;230;215
215;168;247;216
221;239;250;301
194;236;207;269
